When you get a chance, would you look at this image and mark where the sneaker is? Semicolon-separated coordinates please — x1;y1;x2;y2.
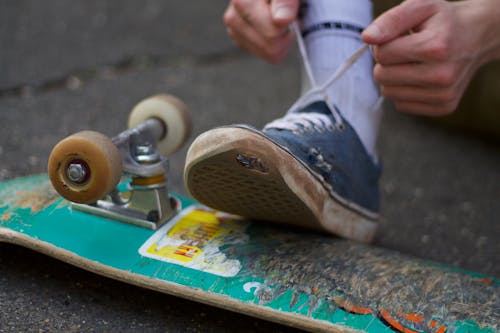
183;101;381;243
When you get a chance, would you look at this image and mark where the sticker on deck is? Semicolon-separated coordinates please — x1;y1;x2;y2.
139;206;249;277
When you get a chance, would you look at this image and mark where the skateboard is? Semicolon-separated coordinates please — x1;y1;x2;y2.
0;95;498;333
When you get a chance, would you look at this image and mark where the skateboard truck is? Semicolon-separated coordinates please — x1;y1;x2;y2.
48;95;191;229
71;118;178;229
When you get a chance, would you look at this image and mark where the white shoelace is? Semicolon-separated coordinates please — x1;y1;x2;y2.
265;112;337;134
264;21;384;132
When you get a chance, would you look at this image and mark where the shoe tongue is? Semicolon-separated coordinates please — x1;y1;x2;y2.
295;101;332;117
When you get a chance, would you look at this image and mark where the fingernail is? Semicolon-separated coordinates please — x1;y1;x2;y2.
364;25;383;40
274;7;295;21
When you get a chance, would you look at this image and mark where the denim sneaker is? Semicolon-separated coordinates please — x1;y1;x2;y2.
184;101;381;243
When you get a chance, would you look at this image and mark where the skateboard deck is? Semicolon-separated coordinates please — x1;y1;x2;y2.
0;174;498;333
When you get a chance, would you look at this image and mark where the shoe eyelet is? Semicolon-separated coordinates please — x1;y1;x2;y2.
314;125;325;133
304;127;314;134
336;123;345;131
326;124;335;132
294;129;304;135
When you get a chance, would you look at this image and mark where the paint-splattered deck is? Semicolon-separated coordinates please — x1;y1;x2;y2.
0;175;498;333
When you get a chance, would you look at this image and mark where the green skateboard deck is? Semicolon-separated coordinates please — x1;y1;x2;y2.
0;174;498;333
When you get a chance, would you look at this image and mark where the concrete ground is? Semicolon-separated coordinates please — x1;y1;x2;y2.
0;1;498;332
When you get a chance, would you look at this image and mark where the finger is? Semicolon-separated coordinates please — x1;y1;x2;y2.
381;85;457;105
393;100;459;116
374;63;457;88
373;30;439;65
227;27;264;58
363;0;439;44
232;0;288;39
225;2;293;63
225;9;268;57
271;0;299;26
225;4;262;41
225;4;269;51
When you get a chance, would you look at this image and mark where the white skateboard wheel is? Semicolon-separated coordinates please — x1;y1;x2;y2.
48;131;122;204
128;94;191;156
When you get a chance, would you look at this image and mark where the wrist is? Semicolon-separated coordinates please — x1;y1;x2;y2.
463;0;500;64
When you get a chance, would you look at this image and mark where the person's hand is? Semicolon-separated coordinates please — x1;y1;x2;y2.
223;0;299;64
363;0;500;116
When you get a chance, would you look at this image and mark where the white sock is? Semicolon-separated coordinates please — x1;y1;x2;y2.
299;0;382;160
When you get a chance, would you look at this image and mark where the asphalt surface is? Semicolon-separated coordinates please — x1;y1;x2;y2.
0;1;499;332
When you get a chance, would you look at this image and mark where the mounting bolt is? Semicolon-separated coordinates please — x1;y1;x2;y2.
134;142;160;164
66;162;88;183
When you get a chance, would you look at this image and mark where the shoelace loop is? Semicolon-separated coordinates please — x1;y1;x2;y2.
264;112;338;134
264;22;384;132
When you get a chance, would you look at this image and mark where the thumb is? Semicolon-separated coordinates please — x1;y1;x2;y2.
271;0;299;26
363;0;438;44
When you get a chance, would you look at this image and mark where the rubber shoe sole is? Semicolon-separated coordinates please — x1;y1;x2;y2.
184;127;378;243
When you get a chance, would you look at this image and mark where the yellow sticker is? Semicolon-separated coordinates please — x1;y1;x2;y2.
139;206;249;277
